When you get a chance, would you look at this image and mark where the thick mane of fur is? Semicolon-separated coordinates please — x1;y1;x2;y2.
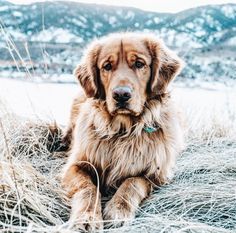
61;32;185;229
66;95;184;190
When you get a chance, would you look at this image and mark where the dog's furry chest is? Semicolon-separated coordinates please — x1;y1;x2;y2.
71;99;184;188
73;125;173;188
89;134;159;185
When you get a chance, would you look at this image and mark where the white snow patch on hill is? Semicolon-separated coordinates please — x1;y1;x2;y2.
31;28;84;43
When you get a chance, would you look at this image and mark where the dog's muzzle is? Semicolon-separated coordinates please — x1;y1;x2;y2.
112;86;132;108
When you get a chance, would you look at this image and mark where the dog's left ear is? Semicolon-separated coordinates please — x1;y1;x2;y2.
74;42;105;99
145;37;184;96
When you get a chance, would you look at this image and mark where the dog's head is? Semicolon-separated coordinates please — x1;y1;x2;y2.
75;33;183;116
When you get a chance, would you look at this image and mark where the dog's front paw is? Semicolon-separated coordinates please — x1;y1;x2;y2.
70;210;104;232
103;198;135;228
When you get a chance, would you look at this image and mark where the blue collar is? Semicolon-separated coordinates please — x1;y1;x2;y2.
144;124;160;133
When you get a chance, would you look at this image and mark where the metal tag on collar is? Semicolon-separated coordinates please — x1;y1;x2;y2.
144;126;157;133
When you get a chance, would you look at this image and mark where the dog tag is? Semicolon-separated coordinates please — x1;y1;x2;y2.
144;126;157;133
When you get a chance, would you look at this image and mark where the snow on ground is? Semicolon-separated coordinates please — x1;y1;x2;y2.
0;78;235;131
0;78;78;125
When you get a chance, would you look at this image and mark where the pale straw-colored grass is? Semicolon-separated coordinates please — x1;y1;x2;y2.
0;99;236;232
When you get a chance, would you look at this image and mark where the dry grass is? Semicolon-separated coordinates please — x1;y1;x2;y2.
0;102;236;232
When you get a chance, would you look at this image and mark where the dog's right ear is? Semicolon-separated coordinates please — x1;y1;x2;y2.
74;43;104;99
145;36;183;97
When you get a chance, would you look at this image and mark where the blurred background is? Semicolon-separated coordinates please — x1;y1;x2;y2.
1;0;236;83
0;0;236;123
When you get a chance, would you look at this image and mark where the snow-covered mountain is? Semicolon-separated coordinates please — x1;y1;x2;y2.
0;0;236;83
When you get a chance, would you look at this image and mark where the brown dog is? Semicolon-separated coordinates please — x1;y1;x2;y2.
61;32;185;231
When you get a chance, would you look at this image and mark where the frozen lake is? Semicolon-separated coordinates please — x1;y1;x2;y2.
0;78;235;129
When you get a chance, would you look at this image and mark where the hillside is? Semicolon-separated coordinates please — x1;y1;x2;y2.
0;0;236;83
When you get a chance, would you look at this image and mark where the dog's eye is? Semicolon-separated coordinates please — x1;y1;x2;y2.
134;61;145;69
103;63;112;71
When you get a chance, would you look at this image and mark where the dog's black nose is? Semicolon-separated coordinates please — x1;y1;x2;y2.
112;86;132;103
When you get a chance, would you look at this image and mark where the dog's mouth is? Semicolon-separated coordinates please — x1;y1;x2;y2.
111;104;140;116
115;108;131;115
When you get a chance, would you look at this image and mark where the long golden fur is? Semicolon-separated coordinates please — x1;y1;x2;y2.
61;32;185;231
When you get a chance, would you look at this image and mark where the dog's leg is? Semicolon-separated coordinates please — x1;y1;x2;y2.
62;164;103;231
103;177;152;227
61;126;73;150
